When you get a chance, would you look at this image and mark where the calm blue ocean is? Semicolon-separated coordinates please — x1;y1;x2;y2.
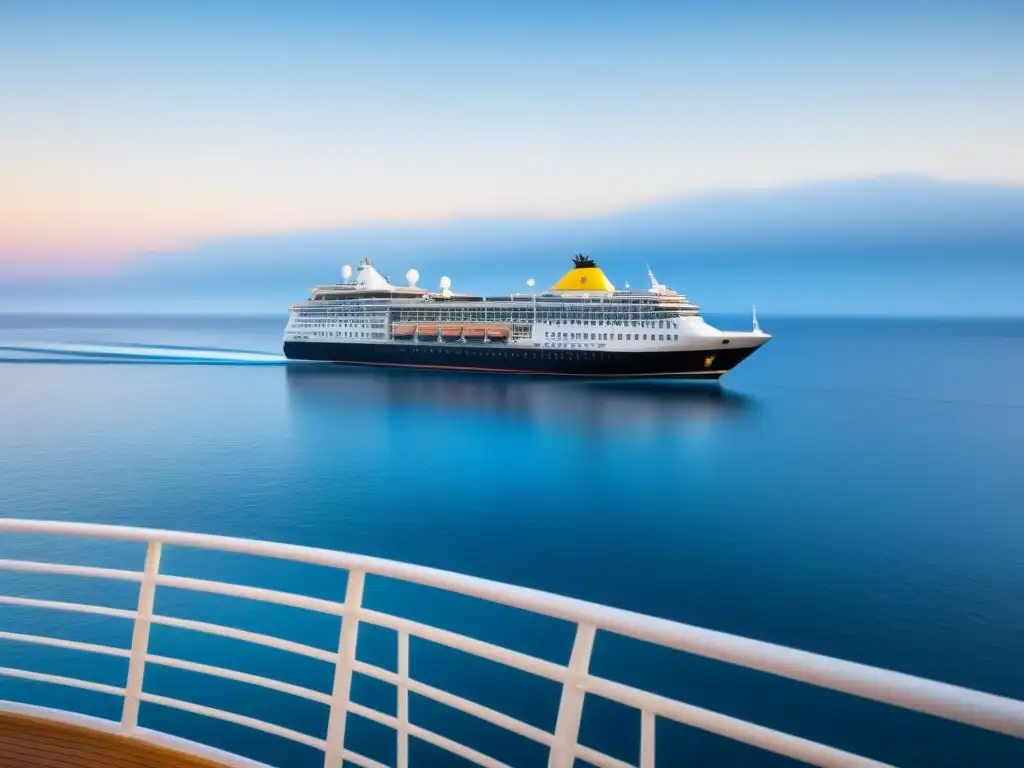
1;314;1023;767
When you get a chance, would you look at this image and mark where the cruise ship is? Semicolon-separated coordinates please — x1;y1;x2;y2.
283;255;770;378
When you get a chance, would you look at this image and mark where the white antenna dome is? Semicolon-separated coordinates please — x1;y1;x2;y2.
526;278;535;288
439;276;452;290
406;268;420;287
341;264;353;280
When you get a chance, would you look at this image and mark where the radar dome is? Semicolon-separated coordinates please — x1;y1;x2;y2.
526;278;535;288
439;276;452;289
406;269;420;287
341;264;353;280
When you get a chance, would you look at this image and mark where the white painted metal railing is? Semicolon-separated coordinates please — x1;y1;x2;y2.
0;519;1022;768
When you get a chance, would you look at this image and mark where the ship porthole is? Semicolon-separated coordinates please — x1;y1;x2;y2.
722;339;730;345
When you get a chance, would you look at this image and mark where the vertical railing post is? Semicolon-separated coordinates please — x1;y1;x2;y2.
548;623;596;768
640;710;655;768
397;629;409;768
324;570;365;768
121;540;162;734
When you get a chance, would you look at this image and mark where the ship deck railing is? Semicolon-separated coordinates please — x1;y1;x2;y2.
0;518;1022;768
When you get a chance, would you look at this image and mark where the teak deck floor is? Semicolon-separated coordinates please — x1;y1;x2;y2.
0;712;227;767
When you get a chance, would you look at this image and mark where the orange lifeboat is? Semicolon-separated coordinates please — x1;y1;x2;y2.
440;324;462;340
415;324;439;338
463;324;486;340
485;324;510;342
392;323;415;339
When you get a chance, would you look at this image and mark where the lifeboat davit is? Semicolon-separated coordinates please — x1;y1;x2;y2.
392;323;415;339
485;324;510;342
415;324;439;339
463;325;486;340
440;324;463;340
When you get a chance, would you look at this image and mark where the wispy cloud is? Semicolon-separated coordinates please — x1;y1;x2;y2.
2;177;1022;316
2;1;1023;269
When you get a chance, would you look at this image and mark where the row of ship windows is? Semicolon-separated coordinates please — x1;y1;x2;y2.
295;320;682;331
366;346;613;361
297;307;685;320
302;331;387;339
382;317;683;327
292;323;383;329
298;312;685;324
547;332;679;342
293;322;678;337
545;319;680;328
299;319;386;324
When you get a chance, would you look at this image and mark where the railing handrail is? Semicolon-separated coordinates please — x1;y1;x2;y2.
3;517;1023;739
2;517;1024;768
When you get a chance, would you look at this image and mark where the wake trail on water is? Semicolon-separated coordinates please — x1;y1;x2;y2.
0;342;289;365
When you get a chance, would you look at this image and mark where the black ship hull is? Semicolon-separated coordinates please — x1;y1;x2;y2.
283;340;764;378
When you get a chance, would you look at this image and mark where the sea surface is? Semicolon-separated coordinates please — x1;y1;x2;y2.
1;314;1023;767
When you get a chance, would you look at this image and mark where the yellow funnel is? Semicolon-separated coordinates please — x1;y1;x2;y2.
550;255;616;292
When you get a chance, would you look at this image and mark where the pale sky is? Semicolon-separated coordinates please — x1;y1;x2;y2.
2;0;1022;271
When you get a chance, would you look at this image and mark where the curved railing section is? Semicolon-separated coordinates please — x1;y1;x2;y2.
0;519;1022;768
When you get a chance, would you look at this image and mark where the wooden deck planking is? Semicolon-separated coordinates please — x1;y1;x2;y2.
0;712;229;767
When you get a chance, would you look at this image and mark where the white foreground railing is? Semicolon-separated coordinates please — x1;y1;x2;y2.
0;519;1022;768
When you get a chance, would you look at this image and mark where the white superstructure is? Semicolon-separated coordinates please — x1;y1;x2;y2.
284;257;767;354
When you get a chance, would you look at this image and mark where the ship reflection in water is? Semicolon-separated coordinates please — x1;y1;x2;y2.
284;364;758;438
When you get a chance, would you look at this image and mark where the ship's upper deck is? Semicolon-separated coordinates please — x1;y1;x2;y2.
297;256;699;313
